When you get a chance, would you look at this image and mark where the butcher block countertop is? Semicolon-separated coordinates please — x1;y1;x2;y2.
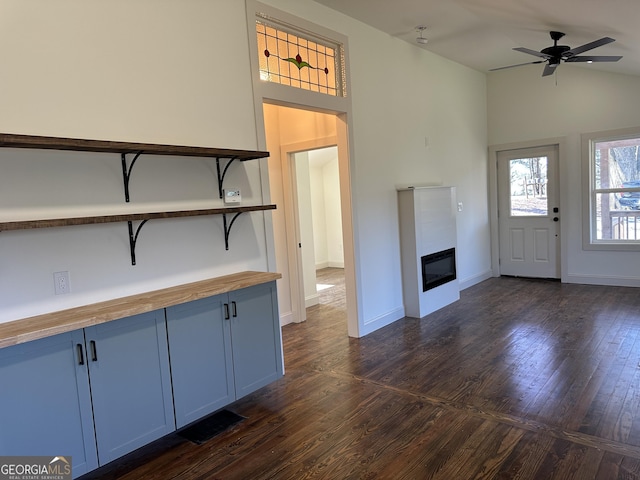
0;271;281;349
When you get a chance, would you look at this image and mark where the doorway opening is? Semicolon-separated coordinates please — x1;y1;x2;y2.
293;147;344;309
263;103;354;330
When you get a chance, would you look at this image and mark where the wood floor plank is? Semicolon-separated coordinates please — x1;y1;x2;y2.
80;272;640;480
493;430;557;480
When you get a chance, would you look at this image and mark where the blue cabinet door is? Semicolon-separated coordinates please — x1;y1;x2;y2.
230;281;283;399
85;310;175;465
166;295;235;428
0;331;98;478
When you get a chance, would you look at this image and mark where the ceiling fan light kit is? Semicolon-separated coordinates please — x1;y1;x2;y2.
491;30;622;77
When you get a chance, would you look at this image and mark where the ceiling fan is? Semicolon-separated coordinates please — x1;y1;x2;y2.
491;31;622;77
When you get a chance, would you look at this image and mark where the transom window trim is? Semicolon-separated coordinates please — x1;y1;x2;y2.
582;128;640;250
255;13;346;98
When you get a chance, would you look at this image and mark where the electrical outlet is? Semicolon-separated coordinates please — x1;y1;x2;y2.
54;271;71;295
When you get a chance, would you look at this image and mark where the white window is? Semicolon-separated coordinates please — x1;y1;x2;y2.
583;128;640;250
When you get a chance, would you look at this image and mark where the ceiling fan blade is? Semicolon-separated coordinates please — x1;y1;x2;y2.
513;47;552;59
489;60;544;72
565;55;623;63
564;37;615;57
542;63;558;77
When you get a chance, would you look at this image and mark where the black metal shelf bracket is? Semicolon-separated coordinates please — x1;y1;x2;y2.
216;157;239;198
121;152;143;202
127;219;149;265
223;212;243;250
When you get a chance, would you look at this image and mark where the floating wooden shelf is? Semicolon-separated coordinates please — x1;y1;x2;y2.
0;133;274;263
0;132;270;202
0;133;269;160
0;204;276;264
0;205;276;232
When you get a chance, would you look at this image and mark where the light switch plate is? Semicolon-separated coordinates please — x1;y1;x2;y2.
223;188;241;205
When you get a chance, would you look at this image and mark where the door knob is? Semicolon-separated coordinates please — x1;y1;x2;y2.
553;217;559;222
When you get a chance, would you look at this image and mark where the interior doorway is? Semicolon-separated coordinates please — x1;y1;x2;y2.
263;103;354;329
293;146;344;309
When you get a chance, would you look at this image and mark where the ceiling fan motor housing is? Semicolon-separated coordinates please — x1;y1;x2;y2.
541;45;570;57
542;31;570;60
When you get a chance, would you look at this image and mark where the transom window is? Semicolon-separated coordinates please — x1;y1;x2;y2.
583;129;640;249
256;16;345;97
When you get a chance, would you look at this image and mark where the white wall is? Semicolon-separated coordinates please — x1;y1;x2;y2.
488;66;640;286
262;0;490;334
309;147;343;269
0;0;491;336
0;0;269;323
310;160;329;268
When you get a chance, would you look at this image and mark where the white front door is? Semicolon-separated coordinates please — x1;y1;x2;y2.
498;145;560;278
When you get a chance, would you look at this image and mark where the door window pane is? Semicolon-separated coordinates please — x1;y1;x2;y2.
509;157;548;217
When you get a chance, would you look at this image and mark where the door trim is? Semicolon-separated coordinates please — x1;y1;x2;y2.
247;1;362;338
281;137;339;324
489;137;568;281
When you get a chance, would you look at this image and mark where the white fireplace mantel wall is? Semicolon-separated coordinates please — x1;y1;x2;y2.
398;186;459;318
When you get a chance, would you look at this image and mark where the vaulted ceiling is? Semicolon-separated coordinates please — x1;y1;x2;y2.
313;0;640;78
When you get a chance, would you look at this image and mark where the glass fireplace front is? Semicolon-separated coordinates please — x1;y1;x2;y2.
421;248;456;292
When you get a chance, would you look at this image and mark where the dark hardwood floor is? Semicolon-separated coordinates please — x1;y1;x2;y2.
82;270;640;479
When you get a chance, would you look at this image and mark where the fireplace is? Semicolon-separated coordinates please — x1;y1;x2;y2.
421;248;456;292
398;186;459;318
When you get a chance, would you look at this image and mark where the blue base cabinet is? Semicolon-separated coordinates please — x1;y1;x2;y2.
85;310;175;465
229;282;283;399
167;281;283;428
0;311;175;478
166;294;235;428
0;279;282;478
0;331;98;478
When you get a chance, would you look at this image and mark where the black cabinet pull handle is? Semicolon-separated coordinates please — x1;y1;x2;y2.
232;301;237;318
77;344;85;365
90;340;98;361
224;303;230;320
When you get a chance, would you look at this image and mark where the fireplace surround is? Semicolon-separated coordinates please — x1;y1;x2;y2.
398;186;459;318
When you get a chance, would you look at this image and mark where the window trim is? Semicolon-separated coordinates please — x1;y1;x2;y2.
582;126;640;251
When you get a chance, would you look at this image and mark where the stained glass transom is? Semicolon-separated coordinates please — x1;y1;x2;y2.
256;19;344;97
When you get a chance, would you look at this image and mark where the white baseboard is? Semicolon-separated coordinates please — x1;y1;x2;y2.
305;294;319;308
459;269;493;291
565;273;640;288
279;311;295;326
316;261;344;270
359;306;405;337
